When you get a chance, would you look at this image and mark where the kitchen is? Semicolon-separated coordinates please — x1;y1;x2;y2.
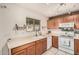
0;3;79;55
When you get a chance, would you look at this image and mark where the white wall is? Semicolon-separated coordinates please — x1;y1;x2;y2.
0;4;48;54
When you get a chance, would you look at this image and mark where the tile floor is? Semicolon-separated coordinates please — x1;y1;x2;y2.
42;47;71;55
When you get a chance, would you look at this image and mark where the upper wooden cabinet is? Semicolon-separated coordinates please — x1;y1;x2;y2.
62;16;74;23
74;14;79;29
47;14;79;29
73;14;79;23
47;19;60;29
47;19;55;29
52;36;58;48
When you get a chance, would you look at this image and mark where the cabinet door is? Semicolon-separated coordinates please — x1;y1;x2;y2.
74;39;79;55
47;20;52;29
65;16;74;23
42;38;47;53
54;19;58;29
74;15;79;29
47;19;55;29
52;36;58;48
74;14;79;22
14;49;27;55
27;45;35;55
35;40;43;55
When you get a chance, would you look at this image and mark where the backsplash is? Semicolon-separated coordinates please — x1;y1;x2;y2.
10;30;35;38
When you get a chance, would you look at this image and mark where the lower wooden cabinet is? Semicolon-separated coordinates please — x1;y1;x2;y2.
11;38;47;55
27;45;35;55
11;42;35;55
14;49;27;55
52;36;58;48
35;39;43;55
74;39;79;55
42;38;47;53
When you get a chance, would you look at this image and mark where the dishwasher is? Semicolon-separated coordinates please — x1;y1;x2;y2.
47;35;52;49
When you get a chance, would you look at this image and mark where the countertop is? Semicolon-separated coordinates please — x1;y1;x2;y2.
7;32;59;50
7;33;79;49
7;35;47;49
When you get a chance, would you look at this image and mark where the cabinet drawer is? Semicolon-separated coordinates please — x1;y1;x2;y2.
13;49;27;55
11;42;35;54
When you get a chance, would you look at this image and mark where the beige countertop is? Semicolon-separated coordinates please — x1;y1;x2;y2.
8;33;79;49
7;33;59;50
7;32;79;55
7;35;48;49
7;33;58;54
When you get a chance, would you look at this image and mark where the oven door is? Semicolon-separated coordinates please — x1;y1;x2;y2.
59;36;74;50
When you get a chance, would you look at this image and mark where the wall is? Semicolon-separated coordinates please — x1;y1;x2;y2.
0;4;48;54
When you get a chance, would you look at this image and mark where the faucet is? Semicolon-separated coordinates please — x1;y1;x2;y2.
35;30;38;36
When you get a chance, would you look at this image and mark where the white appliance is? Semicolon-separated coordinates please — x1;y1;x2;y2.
58;22;74;54
59;36;74;54
47;35;52;49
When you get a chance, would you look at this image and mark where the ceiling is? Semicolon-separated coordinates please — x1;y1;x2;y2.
1;3;79;18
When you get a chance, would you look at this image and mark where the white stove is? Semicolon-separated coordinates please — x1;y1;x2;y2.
58;36;74;54
58;22;74;54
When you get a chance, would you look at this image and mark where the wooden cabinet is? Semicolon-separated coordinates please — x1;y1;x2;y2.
47;19;59;29
35;38;47;55
27;45;35;55
42;38;47;53
74;39;79;55
11;38;47;55
11;42;35;55
47;20;55;29
74;15;79;29
73;14;79;22
14;49;27;55
52;36;58;48
54;19;58;29
35;39;43;55
62;16;74;23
